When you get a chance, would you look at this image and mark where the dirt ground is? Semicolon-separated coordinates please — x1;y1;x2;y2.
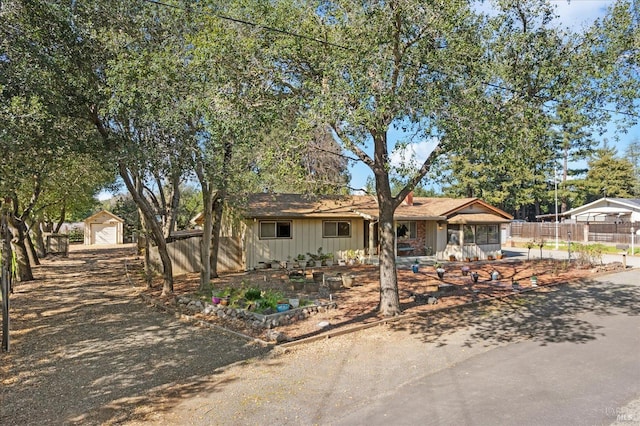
140;254;603;342
0;245;270;426
0;244;622;425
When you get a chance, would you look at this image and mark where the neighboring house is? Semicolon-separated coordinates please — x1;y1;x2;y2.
562;198;640;223
83;210;125;245
193;193;512;270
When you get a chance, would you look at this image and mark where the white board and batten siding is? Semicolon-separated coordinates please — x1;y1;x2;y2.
245;218;365;268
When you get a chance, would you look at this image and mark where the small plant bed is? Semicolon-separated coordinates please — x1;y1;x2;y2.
211;286;315;315
140;257;622;343
177;295;338;334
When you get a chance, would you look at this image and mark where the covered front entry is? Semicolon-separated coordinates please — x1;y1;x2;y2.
395;220;438;256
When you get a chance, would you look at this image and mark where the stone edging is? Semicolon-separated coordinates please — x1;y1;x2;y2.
179;296;338;330
138;291;338;344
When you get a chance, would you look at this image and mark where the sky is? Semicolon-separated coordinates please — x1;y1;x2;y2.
347;0;640;193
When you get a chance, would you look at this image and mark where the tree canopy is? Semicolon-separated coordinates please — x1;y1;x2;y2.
1;0;638;312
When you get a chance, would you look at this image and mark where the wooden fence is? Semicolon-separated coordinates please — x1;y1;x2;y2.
149;234;243;277
509;222;639;245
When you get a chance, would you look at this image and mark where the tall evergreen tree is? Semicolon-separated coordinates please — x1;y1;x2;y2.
582;147;638;202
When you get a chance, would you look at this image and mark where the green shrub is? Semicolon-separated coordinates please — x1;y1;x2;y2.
244;287;262;301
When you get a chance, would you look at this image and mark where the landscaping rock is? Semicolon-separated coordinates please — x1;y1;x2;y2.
264;330;288;343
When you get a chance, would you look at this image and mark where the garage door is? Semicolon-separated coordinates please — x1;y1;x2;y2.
92;223;117;245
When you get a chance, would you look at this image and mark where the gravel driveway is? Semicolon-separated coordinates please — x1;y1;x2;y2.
0;245;269;425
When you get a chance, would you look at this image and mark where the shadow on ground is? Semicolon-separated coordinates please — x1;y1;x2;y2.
0;246;270;426
391;275;640;349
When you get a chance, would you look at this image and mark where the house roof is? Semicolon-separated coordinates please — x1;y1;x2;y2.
83;210;124;223
563;197;640;218
447;213;513;224
242;193;370;218
239;193;512;223
352;197;478;220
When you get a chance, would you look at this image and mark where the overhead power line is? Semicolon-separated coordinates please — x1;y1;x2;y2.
141;0;351;50
139;0;639;120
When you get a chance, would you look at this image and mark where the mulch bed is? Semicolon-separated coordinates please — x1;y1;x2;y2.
138;258;606;342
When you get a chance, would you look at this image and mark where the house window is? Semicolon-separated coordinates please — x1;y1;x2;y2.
323;221;351;238
259;221;291;239
396;221;417;239
447;224;461;245
476;225;499;244
463;225;475;244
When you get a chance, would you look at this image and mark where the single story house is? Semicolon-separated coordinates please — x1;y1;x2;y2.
562;198;640;223
202;193;512;270
83;210;125;245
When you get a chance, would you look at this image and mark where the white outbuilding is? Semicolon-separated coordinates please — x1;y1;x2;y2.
83;210;124;245
563;198;640;223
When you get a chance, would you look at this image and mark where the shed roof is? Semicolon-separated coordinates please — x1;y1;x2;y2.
83;210;124;223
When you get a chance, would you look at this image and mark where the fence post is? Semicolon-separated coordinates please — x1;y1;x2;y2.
583;223;589;243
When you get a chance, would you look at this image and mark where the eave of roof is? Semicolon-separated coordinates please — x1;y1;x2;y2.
564;197;640;216
84;210;124;223
447;213;513;224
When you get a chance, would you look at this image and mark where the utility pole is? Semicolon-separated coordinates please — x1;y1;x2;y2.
555;163;559;250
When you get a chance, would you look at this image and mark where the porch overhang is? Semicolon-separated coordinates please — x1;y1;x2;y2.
447;213;512;224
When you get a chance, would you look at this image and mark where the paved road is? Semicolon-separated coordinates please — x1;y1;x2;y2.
503;246;640;268
146;269;640;426
335;269;640;425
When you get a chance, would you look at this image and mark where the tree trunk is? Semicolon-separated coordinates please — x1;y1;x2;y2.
209;195;223;279
119;162;173;295
144;225;152;288
374;155;401;316
199;186;214;291
161;175;180;238
91;108;173;294
377;204;400;316
7;214;33;282
54;203;66;234
24;231;40;266
32;220;46;258
138;205;153;288
208;141;232;279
